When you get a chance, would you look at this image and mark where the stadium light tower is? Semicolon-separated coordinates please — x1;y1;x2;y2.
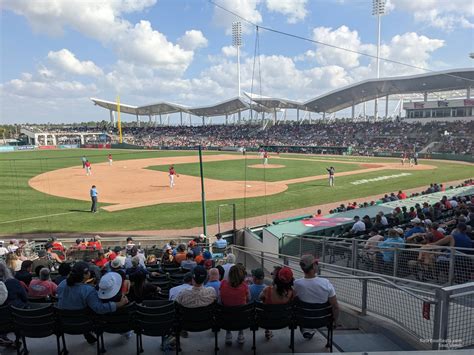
232;21;242;97
372;0;385;120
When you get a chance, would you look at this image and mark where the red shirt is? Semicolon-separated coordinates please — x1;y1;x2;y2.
108;154;112;159
85;161;91;168
88;241;102;249
28;280;57;298
169;167;175;175
219;280;249;306
95;258;108;268
430;230;445;242
263;152;268;158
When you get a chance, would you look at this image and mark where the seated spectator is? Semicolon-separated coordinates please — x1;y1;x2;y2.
362;215;373;230
15;260;34;286
98;272;125;302
377;229;405;265
57;262;128;344
87;236;102;250
5;252;21;272
175;266;216;307
94;252;108;269
146;254;158;266
260;266;294;339
213;235;228;250
363;229;384;261
173;244;187;266
161;245;174;266
430;222;473;250
125;246;146;269
222;253;236;281
50;237;65;253
181;251;197;271
314;209;322;218
169;272;193;301
201;250;214;267
1;261;28;309
128;269;159;303
404;218;425;239
110;258;130;296
249;268;265;302
216;265;225;281
31;250;53;274
1;261;28;346
125;237;135;252
350;216;366;235
219;264;249;345
54;263;72;286
28;268;57;298
293;255;339;340
7;240;18;253
0;241;8;257
45;242;63;264
112;248;127;267
378;211;389;226
205;268;221;297
373;214;385;231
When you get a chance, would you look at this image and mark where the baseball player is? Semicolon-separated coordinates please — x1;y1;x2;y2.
169;165;179;188
263;151;268;165
81;155;87;168
401;152;406;166
326;166;335;187
90;185;98;213
108;153;113;166
85;160;92;176
409;155;414;167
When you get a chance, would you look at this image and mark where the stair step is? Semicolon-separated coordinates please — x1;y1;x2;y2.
327;331;406;352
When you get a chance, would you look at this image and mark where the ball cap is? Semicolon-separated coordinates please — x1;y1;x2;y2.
192;265;207;284
98;272;122;300
277;267;294;283
411;217;421;224
300;254;318;269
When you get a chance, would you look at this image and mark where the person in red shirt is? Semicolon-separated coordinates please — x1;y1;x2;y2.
168;165;179;188
263;151;268;165
94;252;108;269
28;268;57;298
85;160;92;176
87;236;102;250
398;190;407;199
108;153;113;166
219;264;249;345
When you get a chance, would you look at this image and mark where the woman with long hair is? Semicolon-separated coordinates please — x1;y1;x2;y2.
219;264;250;345
260;266;294;339
127;269;159;303
5;253;21;272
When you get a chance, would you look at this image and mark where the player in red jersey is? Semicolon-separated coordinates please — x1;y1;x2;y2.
108;153;113;166
263;151;268;165
169;165;179;188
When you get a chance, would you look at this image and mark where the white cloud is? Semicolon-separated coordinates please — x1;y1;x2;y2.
1;0;195;75
178;30;208;51
47;49;103;76
221;45;238;57
312;26;363;68
212;0;262;34
390;0;474;31
265;0;308;23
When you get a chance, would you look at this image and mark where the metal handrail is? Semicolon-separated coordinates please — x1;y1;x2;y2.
230;245;437;303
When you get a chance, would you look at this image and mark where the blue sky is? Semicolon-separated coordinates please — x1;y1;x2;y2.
1;0;473;123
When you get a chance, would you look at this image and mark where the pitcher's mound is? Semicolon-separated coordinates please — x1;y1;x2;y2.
248;164;285;169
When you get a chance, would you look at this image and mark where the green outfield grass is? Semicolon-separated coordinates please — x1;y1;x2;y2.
0;149;473;234
149;157;362;181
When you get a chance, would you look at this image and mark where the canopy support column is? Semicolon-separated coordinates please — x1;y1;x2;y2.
180;111;183;126
136;114;140;127
385;95;389;119
202;116;205;126
423;92;428;102
351;104;355;119
273;108;277;125
159;114;162;126
467;87;471;99
296;108;300;123
109;110;116;127
238;110;241;124
225;114;228;125
399;97;404;117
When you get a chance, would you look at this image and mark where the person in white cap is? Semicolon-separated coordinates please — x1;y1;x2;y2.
0;241;8;257
404;218;425;239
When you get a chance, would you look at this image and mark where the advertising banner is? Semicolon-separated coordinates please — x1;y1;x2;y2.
17;145;36;151
58;144;80;149
38;145;57;150
0;146;15;152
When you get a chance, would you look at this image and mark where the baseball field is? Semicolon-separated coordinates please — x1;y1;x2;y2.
0;149;473;235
